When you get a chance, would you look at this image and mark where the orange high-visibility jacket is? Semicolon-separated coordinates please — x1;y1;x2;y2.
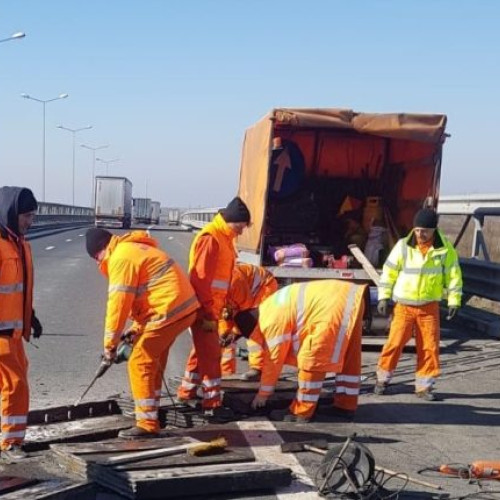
188;213;237;320
227;263;278;312
99;231;199;351
252;280;367;398
0;229;34;341
220;263;278;334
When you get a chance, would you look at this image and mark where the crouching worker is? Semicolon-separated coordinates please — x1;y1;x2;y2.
231;280;367;423
219;263;278;381
0;187;42;462
86;228;199;439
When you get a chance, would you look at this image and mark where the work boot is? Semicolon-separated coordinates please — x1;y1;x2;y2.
269;409;311;423
240;368;262;382
203;406;235;423
373;382;387;395
174;396;202;409
1;444;28;463
415;389;436;401
118;426;159;439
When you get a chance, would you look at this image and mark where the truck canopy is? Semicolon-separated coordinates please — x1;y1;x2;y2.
238;108;447;255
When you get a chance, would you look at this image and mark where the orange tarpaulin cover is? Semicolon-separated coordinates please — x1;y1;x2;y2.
237;108;447;253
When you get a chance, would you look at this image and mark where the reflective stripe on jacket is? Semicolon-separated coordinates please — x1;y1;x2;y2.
0;231;33;341
378;229;462;307
188;213;237;319
253;280;367;398
99;231;199;350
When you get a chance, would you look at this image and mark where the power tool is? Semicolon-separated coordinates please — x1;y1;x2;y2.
73;335;133;406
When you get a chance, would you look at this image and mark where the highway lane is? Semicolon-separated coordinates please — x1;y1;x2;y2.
28;227;197;409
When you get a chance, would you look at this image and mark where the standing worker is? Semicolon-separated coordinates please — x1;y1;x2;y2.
220;263;278;380
177;197;251;421
0;187;43;462
374;208;462;400
232;280;368;423
86;228;199;438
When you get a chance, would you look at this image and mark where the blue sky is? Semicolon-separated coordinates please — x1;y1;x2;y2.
1;1;499;207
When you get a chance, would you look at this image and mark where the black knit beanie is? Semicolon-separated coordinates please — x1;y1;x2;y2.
413;208;438;229
234;308;259;338
86;228;112;258
17;188;38;214
221;197;251;224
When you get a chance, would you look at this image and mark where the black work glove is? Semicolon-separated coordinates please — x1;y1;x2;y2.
377;299;389;317
446;307;458;321
31;313;43;339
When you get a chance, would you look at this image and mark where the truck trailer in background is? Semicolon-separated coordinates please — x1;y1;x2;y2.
167;208;181;225
133;198;152;224
151;201;161;225
94;176;132;229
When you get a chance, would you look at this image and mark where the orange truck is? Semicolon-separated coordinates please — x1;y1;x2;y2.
237;108;448;287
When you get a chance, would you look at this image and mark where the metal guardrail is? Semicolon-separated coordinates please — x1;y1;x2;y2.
35;202;94;226
180;207;222;230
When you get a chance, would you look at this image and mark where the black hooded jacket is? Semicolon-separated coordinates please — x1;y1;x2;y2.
0;186;33;236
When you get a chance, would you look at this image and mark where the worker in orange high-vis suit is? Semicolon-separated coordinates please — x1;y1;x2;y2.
0;187;43;462
233;280;368;423
219;263;278;380
86;228;199;439
375;208;462;401
177;197;251;422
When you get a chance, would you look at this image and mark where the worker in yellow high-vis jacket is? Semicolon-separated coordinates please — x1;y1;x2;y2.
375;208;462;401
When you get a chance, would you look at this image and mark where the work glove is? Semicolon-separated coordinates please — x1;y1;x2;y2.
120;329;137;345
251;394;268;410
446;307;458;321
377;299;389;317
31;312;43;339
103;347;117;362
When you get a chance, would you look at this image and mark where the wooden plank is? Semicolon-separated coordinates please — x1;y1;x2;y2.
93;461;292;500
0;479;90;500
0;476;38;495
348;243;381;286
25;415;134;451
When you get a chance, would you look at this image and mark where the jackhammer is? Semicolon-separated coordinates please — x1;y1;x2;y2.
73;334;134;406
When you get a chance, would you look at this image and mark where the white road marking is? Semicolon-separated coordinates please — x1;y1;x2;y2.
168;236;174;240
45;246;55;251
78;234;84;237
236;418;320;499
65;239;72;242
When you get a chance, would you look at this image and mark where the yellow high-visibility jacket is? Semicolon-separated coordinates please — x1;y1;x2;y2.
99;231;199;351
378;229;462;307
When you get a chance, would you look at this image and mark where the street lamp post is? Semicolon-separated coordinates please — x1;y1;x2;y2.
96;157;120;175
0;31;25;44
57;125;93;206
81;144;109;207
21;93;69;201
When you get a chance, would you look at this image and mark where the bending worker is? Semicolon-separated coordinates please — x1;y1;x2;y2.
220;263;278;381
86;228;199;439
232;279;368;423
374;208;462;401
177;197;251;421
0;187;42;462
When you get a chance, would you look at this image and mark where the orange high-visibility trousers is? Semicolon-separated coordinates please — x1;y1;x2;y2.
376;302;440;391
129;312;196;433
0;335;29;450
289;309;363;418
177;321;222;410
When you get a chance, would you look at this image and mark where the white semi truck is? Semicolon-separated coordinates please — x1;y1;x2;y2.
133;198;152;224
151;201;161;225
94;176;132;229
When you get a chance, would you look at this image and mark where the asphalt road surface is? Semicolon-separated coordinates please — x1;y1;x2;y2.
25;226;500;499
29;227;195;409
